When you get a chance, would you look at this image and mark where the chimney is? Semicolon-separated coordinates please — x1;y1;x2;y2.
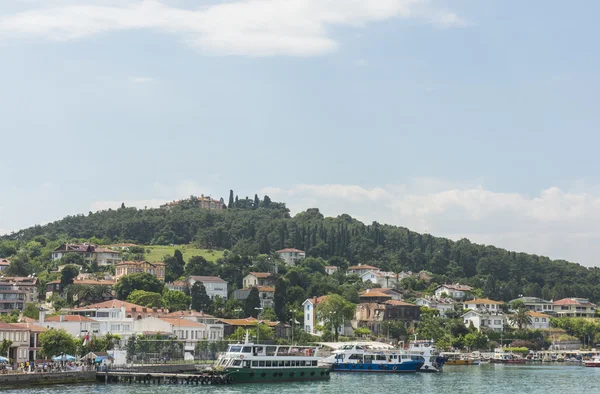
39;309;46;324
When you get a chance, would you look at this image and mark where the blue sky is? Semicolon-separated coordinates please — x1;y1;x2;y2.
1;0;600;266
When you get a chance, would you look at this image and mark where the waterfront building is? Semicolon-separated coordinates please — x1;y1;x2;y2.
353;300;420;335
39;312;99;338
159;310;224;340
243;272;274;288
434;284;473;300
509;296;555;314
463;298;504;312
415;297;457;317
553;298;596;318
526;311;551;329
135;316;208;343
462;310;506;332
188;276;228;300
115;260;166;282
275;248;305;266
51;243;122;266
302;296;328;335
0;322;45;363
233;286;274;308
0;276;38;314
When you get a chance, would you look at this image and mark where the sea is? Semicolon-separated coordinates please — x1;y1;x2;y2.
3;364;599;393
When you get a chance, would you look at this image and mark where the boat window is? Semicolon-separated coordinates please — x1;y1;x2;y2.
364;355;373;363
335;354;345;360
411;356;425;362
402;355;409;360
252;361;258;367
232;360;242;366
279;361;285;367
312;361;317;366
229;346;243;353
300;360;306;366
254;346;264;355
348;354;363;361
259;360;265;367
376;355;387;361
266;361;272;367
242;346;252;353
243;360;250;368
266;346;277;356
291;360;296;367
278;347;290;354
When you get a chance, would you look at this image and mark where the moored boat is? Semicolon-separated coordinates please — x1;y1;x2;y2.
441;352;480;366
489;348;526;364
584;356;600;367
211;337;330;383
320;343;424;373
408;340;446;372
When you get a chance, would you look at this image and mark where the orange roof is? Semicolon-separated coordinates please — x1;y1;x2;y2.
348;265;380;271
248;272;272;278
10;323;47;332
360;291;392;298
275;248;304;253
324;266;338;269
528;311;551;318
385;300;416;307
161;310;215;318
0;259;10;266
116;260;165;267
94;248;121;254
304;295;328;305
159;318;206;328
553;298;596;306
243;286;274;292
466;298;504;305
68;300;148;311
218;317;279;327
45;315;97;322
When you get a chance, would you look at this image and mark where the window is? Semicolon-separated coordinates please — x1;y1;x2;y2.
306;314;310;321
259;361;265;367
535;318;539;322
251;361;258;367
266;361;272;367
542;318;546;322
242;346;251;353
232;360;242;366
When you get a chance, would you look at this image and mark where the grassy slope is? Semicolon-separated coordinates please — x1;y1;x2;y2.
143;245;224;263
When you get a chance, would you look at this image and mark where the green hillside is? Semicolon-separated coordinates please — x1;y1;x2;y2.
143;245;224;263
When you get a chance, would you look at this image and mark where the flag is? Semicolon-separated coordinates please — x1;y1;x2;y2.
82;333;90;347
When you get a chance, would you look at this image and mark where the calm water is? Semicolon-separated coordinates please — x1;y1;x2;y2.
3;365;600;393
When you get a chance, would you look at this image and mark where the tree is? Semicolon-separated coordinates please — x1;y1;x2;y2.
263;195;272;208
228;190;235;209
164;254;184;283
60;264;80;288
6;253;32;277
191;282;212;313
509;308;533;330
114;273;165;300
273;278;287;321
354;327;371;337
0;339;13;357
127;290;165;308
163;289;191;311
39;329;77;357
244;287;261;317
185;256;211;276
61;253;85;267
316;294;355;341
253;194;260;209
261;306;277;321
23;303;40;320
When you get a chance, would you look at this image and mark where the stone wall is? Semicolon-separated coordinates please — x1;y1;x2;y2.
0;371;96;387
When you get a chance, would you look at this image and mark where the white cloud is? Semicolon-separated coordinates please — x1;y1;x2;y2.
0;0;464;56
261;181;600;267
130;76;154;83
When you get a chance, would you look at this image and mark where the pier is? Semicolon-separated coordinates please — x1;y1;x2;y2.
97;371;232;385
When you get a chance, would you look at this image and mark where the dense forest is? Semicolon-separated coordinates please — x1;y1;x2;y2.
2;191;600;303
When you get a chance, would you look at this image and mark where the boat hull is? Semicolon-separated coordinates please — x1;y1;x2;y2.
584;362;600;367
225;367;330;383
445;360;476;366
331;361;423;373
489;359;526;364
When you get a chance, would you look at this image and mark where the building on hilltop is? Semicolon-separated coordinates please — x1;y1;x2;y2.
115;261;166;282
463;298;505;312
509;296;555;314
553;298;596;318
160;194;226;211
0;276;39;313
51;243;122;266
462;310;506;332
359;288;403;301
415;297;457;317
233;286;274;308
347;264;380;276
324;266;339;275
434;284;473;300
0;258;10;272
243;272;275;288
187;276;228;300
275;248;305;266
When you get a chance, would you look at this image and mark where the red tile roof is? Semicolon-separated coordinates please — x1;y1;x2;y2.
304;296;328;305
45;315;97;322
466;298;504;305
161;310;215;318
275;248;305;253
159;318;206;328
528;311;551;318
10;323;47;332
360;291;392;298
553;298;596;306
0;259;10;266
248;272;272;278
439;284;473;291
189;276;226;283
348;265;380;271
385;300;416;307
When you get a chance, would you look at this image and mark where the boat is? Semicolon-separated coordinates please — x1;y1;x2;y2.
211;335;330;383
584;356;600;367
320;343;424;373
407;339;446;372
489;348;526;364
441;352;480;366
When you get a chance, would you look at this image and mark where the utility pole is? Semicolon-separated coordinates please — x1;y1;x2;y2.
255;307;264;345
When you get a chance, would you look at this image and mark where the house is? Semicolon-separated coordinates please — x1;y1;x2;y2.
275;248;305;266
159;310;224;340
324;266;339;275
115;261;166;282
360;288;403;301
45;278;116;301
434;284;473;300
218;317;289;339
347;265;380;276
462;310;506;332
359;290;393;304
464;298;504;312
51;243;122;266
359;270;403;287
0;322;37;363
509;296;555;314
0;276;39;313
243;272;274;288
302;296;328;336
7;322;46;362
553;298;597;318
0;258;10;272
166;280;189;293
353;300;420;335
160;194;226;210
415;297;457;317
108;243;138;250
188;276;228;300
39;312;100;338
526;311;551;330
233;286;274;308
135;316;208;343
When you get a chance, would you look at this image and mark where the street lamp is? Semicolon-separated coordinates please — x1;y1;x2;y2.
255;307;264;345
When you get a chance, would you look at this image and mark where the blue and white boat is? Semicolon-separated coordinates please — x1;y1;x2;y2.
320;343;424;373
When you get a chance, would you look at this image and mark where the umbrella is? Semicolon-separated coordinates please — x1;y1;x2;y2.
52;354;76;362
0;356;8;363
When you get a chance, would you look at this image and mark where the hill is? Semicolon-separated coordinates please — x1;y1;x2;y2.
1;192;599;302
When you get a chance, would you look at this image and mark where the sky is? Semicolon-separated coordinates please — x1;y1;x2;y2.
1;0;600;266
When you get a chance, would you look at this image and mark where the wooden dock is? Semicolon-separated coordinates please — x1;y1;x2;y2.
97;371;232;385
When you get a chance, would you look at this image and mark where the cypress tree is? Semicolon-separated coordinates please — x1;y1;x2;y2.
191;282;212;313
273;278;287;321
253;194;260;209
228;190;235;208
244;287;261;317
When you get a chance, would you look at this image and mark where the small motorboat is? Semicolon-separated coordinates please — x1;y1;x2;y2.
584;356;600;367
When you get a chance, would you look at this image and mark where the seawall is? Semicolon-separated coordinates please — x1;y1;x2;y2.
0;371;97;387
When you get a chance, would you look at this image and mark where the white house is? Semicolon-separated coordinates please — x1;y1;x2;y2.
347;265;380;276
39;312;100;338
360;288;403;301
275;248;305;266
159;310;224;341
188;276;228;300
462;310;506;332
359;270;402;287
0;258;10;272
517;311;550;330
324;266;339;275
463;298;504;312
553;298;597;318
134;316;207;343
509;297;555;314
233;286;275;309
415;297;456;317
434;284;473;300
302;296;328;336
243;272;274;288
